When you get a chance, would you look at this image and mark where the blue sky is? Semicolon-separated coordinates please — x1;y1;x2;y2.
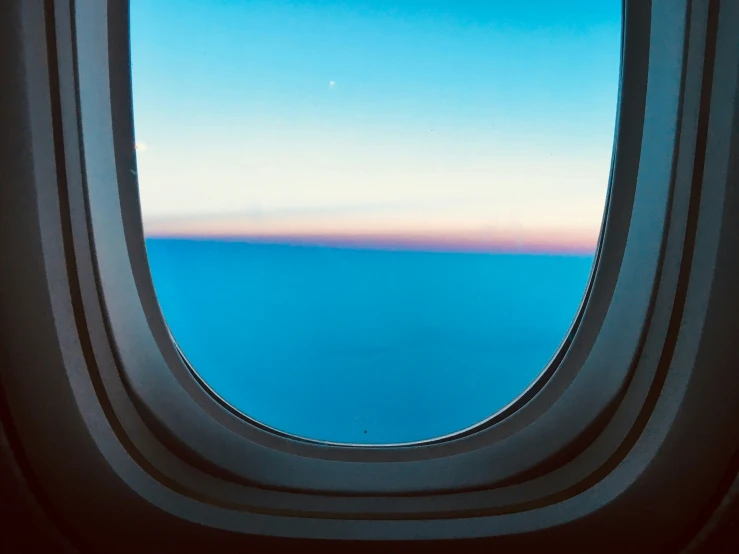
130;0;622;251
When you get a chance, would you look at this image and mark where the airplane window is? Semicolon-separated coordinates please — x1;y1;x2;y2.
130;0;622;444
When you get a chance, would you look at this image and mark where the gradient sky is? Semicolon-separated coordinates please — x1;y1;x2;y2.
130;0;622;251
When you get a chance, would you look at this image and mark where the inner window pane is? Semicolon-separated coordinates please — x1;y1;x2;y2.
130;0;622;444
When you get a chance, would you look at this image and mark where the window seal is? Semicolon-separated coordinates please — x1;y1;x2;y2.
80;0;667;491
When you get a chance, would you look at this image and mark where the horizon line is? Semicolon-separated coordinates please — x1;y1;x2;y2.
143;231;598;255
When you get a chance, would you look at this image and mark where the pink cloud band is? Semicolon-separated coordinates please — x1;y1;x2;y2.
144;218;598;254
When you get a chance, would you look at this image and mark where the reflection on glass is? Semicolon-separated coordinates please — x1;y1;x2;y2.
131;0;622;444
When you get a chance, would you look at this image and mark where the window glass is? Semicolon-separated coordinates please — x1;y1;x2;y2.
131;0;622;444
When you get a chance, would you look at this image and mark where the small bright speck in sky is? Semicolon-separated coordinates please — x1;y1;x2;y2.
130;0;622;252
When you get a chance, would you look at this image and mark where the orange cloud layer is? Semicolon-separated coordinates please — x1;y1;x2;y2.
143;215;599;254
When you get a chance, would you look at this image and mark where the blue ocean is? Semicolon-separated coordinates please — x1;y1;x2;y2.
145;238;593;444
